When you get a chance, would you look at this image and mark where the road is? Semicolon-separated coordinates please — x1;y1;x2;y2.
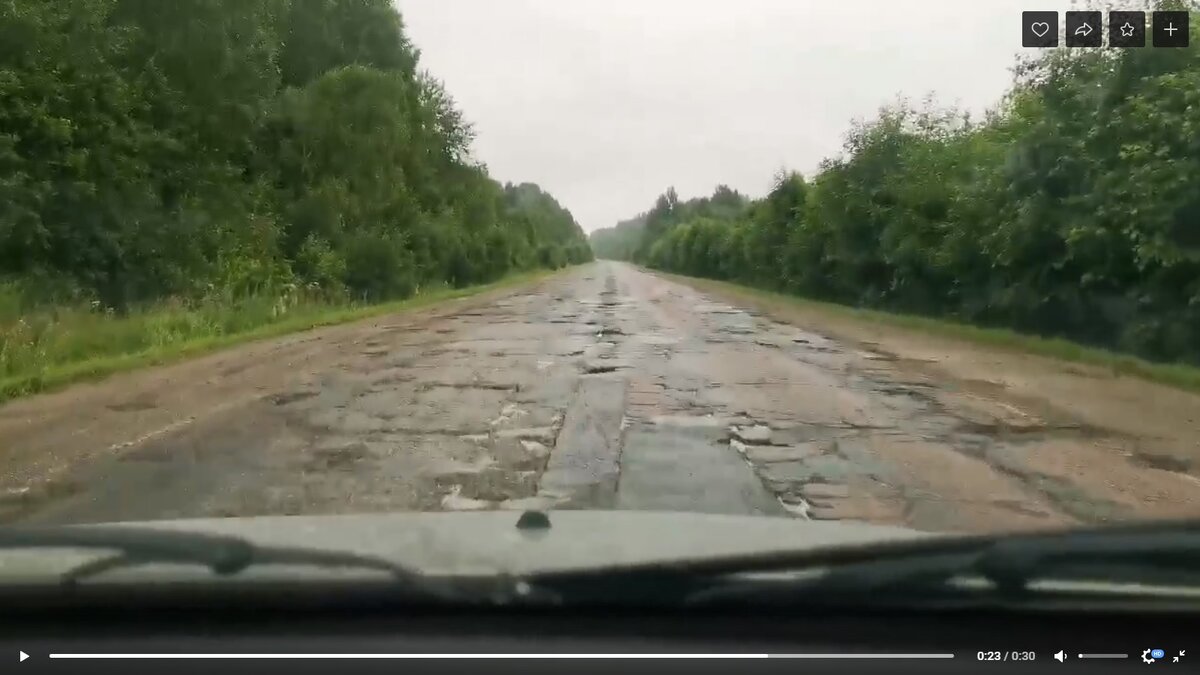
2;261;1199;531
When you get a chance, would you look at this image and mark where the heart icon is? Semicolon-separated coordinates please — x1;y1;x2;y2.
1030;21;1050;37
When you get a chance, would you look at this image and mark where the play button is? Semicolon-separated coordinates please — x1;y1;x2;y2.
19;651;29;662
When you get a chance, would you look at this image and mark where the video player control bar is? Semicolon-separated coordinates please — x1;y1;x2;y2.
40;652;957;660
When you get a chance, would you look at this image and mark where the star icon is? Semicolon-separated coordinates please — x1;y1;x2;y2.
1120;21;1136;37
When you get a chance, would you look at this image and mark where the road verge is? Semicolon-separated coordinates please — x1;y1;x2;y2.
653;270;1200;395
0;269;564;404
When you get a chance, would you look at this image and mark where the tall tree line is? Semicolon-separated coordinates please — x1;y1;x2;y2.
0;0;591;310
591;2;1200;365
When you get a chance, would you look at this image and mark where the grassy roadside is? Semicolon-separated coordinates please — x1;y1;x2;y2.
0;268;561;404
656;270;1200;395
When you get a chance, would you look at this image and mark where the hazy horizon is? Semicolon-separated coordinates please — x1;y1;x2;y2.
396;0;1074;231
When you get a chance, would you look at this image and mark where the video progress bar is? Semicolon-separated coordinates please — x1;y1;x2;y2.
48;653;957;660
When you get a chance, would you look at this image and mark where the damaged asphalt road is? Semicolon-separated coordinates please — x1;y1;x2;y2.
1;261;1199;532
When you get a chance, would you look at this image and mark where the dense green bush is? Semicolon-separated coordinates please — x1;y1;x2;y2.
593;1;1200;365
0;0;591;314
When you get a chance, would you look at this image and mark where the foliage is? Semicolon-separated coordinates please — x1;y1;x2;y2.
0;270;554;402
589;214;646;261
592;2;1200;365
0;0;590;315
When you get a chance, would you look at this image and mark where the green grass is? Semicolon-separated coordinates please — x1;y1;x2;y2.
661;272;1200;395
0;270;557;403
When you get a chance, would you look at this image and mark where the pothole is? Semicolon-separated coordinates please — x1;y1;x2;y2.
1130;451;1192;474
418;381;520;392
872;382;936;397
493;426;557;443
729;424;780;446
303;443;370;471
440;485;491;511
271;390;319;406
991;499;1053;518
649;414;728;428
775;493;811;519
0;478;83;512
438;468;538;503
107;396;159;412
856;350;895;361
372;372;416;386
953;417;1093;439
583;364;622;375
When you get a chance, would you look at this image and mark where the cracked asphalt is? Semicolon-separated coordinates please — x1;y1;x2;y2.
2;261;1199;531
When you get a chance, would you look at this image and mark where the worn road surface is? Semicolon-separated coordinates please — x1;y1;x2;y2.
2;262;1199;531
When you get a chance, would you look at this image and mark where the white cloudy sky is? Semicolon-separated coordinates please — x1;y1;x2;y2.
396;0;1075;231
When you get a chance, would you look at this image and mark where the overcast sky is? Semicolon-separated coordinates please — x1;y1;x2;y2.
396;0;1074;232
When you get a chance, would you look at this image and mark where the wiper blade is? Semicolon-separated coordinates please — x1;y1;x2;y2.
0;526;255;579
0;526;438;591
686;523;1200;606
507;521;1200;606
973;528;1200;592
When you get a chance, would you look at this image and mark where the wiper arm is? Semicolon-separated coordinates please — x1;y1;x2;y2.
0;526;254;579
0;526;439;592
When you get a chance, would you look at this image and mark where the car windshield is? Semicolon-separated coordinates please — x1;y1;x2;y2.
1;0;1198;590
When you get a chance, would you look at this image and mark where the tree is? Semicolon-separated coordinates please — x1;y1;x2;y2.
612;3;1200;365
0;0;591;314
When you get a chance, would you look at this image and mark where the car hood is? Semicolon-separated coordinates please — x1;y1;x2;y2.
1;511;937;581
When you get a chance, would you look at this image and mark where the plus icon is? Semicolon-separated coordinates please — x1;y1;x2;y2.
1153;11;1190;47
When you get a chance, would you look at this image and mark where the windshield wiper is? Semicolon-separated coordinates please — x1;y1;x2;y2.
0;526;462;596
683;523;1200;606
505;521;1200;607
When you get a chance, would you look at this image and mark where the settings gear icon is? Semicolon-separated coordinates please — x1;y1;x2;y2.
1143;649;1156;664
